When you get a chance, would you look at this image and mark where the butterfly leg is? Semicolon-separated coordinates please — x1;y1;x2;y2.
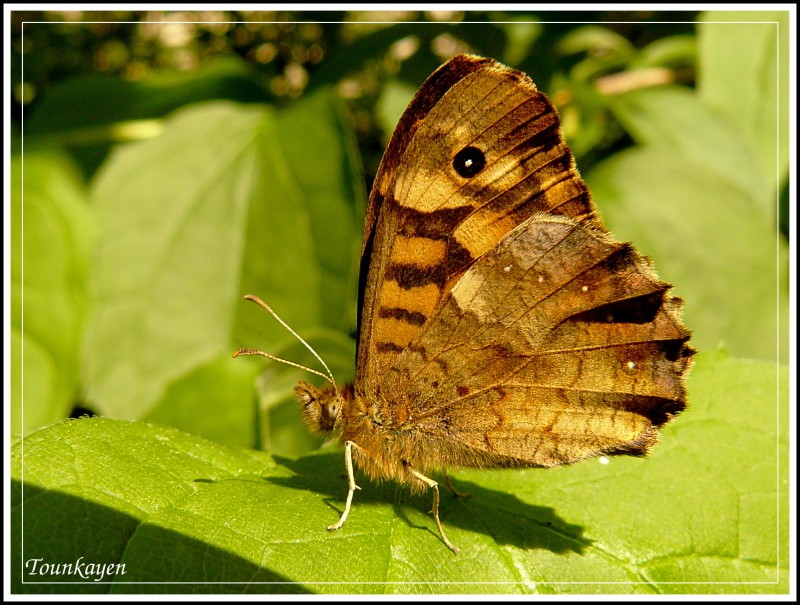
327;440;362;532
444;471;471;499
407;466;460;554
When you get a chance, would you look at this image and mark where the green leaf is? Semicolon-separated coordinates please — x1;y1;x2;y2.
143;353;261;449
628;34;696;70
83;102;268;420
11;418;291;594
556;25;636;61
586;147;788;362
697;11;790;191
590;13;788;364
26;56;265;136
82;92;362;428
376;80;418;145
25;55;267;177
494;18;542;67
11;353;788;594
608;85;769;207
273;90;365;334
10;149;96;436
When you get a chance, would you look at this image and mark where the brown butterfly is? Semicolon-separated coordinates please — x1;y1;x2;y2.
236;54;694;553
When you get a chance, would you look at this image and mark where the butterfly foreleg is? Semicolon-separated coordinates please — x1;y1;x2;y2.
407;466;460;554
327;440;363;532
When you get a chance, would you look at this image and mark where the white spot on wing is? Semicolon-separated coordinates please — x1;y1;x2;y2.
452;270;492;318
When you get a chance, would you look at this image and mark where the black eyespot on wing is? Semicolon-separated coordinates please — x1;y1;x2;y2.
453;146;486;178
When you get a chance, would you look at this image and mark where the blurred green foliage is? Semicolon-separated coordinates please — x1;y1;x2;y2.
11;8;788;439
9;9;791;594
15;11;701;183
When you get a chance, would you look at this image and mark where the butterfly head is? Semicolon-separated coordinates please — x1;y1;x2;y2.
234;294;345;435
295;381;346;435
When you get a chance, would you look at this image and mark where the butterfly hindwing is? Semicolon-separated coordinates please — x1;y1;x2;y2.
379;215;692;468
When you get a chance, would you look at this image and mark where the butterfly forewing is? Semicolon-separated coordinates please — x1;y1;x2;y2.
357;56;601;391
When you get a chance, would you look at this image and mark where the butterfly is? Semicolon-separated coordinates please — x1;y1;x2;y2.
236;54;694;553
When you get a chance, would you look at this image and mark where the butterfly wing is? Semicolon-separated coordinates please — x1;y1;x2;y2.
357;55;601;392
379;214;693;467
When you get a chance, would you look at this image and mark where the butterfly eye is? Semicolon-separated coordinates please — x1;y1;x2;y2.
452;146;486;178
324;401;340;420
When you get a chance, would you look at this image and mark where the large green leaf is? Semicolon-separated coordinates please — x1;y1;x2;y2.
11;352;789;594
83;101;269;421
82;91;362;437
608;85;769;206
697;11;790;190
10;150;96;436
586;146;787;362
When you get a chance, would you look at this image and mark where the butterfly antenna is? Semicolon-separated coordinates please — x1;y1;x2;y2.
232;294;338;391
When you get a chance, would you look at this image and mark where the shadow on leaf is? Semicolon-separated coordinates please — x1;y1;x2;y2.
12;480;311;594
271;451;591;554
